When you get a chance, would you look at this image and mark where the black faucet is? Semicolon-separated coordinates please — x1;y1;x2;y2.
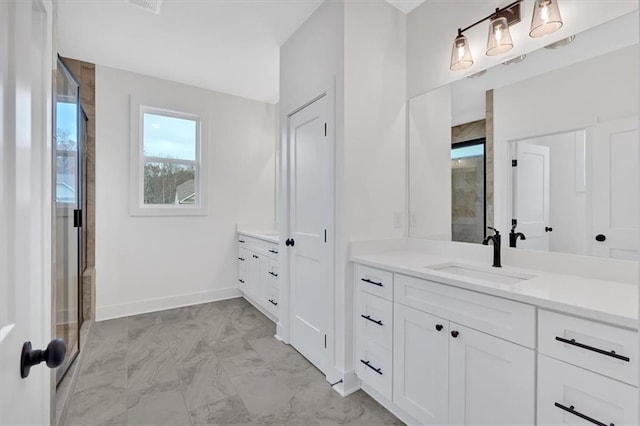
509;222;526;248
482;227;502;268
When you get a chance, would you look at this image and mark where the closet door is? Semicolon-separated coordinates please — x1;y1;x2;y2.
288;94;332;374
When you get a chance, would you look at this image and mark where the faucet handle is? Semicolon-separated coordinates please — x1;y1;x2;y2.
488;226;500;235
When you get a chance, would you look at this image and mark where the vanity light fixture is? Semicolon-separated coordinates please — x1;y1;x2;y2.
486;15;514;56
450;31;474;71
529;0;563;38
450;0;565;72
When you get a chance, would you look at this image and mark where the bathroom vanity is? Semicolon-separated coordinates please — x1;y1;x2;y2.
352;249;638;426
237;229;280;322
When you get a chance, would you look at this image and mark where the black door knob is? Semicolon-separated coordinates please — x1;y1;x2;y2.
595;234;607;242
21;338;66;379
451;330;459;338
285;238;295;247
545;227;553;232
435;324;443;332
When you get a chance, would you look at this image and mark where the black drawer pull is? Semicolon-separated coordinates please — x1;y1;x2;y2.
360;314;383;326
268;299;278;306
554;403;614;426
252;255;259;259
268;272;279;277
238;279;245;284
361;278;383;287
269;249;279;254
239;239;246;243
555;337;630;362
238;257;245;262
360;359;382;375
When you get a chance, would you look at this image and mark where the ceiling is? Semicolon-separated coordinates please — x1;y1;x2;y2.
57;0;427;104
56;0;325;104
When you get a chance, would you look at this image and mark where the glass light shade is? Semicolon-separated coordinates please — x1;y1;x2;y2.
529;0;563;38
486;17;514;56
450;34;473;71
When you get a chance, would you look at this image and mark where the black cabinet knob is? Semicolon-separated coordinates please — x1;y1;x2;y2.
595;234;607;242
435;324;443;332
21;339;66;379
545;226;553;232
285;238;296;247
451;330;459;338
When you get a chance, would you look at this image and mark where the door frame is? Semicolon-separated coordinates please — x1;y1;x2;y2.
277;83;337;382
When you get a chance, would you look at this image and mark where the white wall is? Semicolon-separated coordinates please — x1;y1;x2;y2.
493;45;639;241
407;1;639;98
95;66;276;320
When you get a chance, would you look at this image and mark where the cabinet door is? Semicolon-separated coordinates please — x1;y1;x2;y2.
538;354;638;426
448;323;535;425
393;303;449;425
238;248;248;287
260;261;276;305
248;252;265;297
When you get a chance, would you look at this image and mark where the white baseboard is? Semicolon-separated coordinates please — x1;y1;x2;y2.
96;287;241;321
330;369;360;397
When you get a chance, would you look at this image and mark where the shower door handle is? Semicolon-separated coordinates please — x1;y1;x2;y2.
73;209;82;228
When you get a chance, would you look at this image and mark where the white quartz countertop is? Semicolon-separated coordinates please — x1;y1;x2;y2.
237;228;279;244
351;250;638;330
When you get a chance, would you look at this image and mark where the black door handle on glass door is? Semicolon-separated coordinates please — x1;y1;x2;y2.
21;339;66;379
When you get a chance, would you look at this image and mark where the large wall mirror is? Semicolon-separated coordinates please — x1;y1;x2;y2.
409;11;639;260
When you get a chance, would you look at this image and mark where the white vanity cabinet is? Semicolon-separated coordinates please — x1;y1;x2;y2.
390;275;535;425
353;261;638;426
238;233;279;321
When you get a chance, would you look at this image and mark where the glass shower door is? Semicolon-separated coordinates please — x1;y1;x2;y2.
54;59;82;383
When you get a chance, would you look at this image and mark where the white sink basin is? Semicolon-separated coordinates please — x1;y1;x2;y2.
427;263;535;285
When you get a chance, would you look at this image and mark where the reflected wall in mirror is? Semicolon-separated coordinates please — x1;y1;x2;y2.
408;11;639;259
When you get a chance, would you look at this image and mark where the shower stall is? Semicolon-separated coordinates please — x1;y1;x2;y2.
54;58;87;383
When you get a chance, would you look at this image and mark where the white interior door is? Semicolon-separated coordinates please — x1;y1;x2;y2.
592;118;640;260
1;1;54;424
288;94;332;374
513;141;550;250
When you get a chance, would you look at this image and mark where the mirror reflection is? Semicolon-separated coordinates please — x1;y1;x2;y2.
409;12;639;259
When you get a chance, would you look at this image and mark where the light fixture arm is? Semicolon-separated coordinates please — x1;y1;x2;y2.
457;0;522;36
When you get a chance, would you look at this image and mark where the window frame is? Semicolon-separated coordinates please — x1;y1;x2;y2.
130;97;208;216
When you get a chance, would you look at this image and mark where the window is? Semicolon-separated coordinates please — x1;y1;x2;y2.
130;101;207;216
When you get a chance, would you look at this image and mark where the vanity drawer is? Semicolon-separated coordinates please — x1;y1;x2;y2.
394;274;535;348
539;310;638;386
538;354;638;426
357;291;392;351
249;238;270;255
355;264;393;301
355;342;392;401
267;243;280;259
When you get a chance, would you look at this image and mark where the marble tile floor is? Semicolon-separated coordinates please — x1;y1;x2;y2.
62;297;403;426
